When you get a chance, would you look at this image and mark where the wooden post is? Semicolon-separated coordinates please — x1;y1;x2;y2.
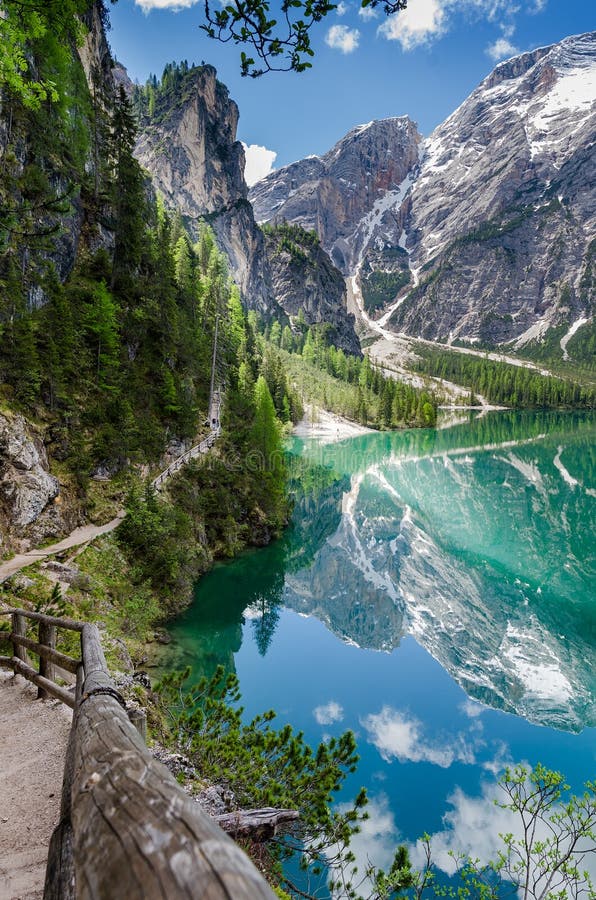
11;612;29;667
38;621;57;700
68;623;276;899
127;707;147;743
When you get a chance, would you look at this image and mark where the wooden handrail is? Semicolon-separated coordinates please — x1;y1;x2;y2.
0;608;83;704
9;632;80;675
151;415;221;491
2;607;85;632
10;656;76;708
1;608;275;898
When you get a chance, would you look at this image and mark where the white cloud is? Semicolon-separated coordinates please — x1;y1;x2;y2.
378;0;534;52
313;700;344;725
358;4;379;20
378;0;446;50
480;741;512;776
409;782;519;876
325;24;360;53
486;36;519;60
361;706;476;768
410;776;596;888
336;1;349;16
241;142;277;187
460;698;485;719
134;0;200;11
500;21;516;38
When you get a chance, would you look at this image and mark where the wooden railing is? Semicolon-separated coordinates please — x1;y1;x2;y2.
0;608;275;900
151;429;219;490
0;608;83;707
152;390;222;491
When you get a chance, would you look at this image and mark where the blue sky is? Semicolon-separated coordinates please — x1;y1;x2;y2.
107;0;594;181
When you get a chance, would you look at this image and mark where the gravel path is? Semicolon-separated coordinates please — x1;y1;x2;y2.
0;671;72;900
0;513;125;584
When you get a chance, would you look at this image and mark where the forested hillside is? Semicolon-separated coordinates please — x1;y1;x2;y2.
0;0;290;571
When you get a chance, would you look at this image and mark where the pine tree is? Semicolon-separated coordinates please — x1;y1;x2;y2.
111;86;145;295
252;375;282;470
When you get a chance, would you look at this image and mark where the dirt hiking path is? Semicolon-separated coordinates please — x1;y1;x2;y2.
0;671;72;899
0;513;125;584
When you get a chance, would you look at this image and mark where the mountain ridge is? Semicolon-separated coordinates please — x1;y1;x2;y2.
130;61;361;352
250;32;596;357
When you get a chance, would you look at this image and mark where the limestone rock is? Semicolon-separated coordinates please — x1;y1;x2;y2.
250;117;421;275
263;226;361;355
391;31;596;345
134;63;361;351
0;414;59;531
0;413;82;552
134;65;273;315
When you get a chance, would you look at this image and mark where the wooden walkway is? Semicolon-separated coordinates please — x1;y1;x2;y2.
0;608;275;899
0;398;223;584
152;390;222;491
151;428;219;491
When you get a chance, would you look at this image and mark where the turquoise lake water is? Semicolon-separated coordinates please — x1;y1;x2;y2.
164;410;596;885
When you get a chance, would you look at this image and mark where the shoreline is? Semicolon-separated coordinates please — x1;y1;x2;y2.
292;406;376;442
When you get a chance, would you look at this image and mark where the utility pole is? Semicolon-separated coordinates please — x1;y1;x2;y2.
208;314;219;429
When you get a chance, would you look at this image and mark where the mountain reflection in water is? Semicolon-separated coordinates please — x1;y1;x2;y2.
168;411;595;733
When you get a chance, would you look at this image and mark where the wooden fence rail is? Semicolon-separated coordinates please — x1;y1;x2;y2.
0;607;275;900
151;429;220;491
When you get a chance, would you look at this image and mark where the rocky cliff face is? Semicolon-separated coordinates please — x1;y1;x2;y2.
263;225;360;354
250;117;421;275
0;413;79;553
251;34;595;350
133;66;273;315
133;64;361;349
391;31;596;345
0;0;115;309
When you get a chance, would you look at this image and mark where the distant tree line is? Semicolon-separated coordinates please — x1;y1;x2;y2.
262;317;438;428
416;349;595;409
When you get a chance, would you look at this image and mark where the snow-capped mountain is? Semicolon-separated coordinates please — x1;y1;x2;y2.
249;117;421;275
251;33;596;350
396;31;596;346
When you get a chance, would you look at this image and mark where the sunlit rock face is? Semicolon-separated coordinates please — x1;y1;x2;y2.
133;64;361;349
134;65;274;315
251;34;595;349
0;412;80;553
284;414;596;732
392;32;596;345
249;118;421;275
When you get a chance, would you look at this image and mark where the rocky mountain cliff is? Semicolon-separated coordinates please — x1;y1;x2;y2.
394;31;596;347
132;64;273;315
251;34;596;352
0;413;82;554
262;224;360;354
250;117;421;275
132;63;361;350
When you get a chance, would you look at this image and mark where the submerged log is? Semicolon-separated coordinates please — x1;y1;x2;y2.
216;808;300;842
